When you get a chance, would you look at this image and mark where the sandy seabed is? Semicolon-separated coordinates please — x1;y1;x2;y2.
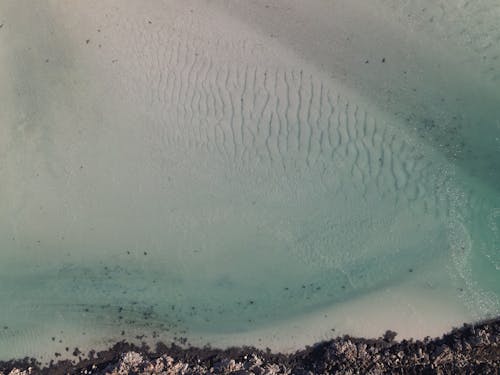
1;0;499;369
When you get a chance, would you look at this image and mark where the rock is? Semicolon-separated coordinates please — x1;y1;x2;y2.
7;370;31;375
118;351;144;374
262;364;280;375
383;330;397;342
213;358;242;372
1;318;499;374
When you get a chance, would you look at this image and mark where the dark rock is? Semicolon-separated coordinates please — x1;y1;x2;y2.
0;318;499;374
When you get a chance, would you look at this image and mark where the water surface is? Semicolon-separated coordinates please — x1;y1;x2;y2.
0;0;499;361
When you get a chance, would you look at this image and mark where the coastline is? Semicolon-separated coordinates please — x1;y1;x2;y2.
1;1;499;374
1;317;498;374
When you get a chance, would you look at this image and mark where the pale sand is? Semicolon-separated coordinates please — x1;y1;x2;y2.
184;282;472;353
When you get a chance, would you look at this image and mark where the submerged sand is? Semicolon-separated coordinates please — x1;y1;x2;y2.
0;0;499;363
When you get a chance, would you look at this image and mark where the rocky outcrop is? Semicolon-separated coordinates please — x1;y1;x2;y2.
1;318;498;374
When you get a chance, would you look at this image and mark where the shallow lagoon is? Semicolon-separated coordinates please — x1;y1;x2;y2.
0;0;499;361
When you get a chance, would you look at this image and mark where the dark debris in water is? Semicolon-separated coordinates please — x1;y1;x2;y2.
0;318;499;374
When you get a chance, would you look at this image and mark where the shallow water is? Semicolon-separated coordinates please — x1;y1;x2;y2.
0;0;499;361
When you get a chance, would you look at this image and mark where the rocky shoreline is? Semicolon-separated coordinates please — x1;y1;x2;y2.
1;318;498;374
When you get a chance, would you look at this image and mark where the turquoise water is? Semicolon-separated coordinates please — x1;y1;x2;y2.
0;0;499;361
